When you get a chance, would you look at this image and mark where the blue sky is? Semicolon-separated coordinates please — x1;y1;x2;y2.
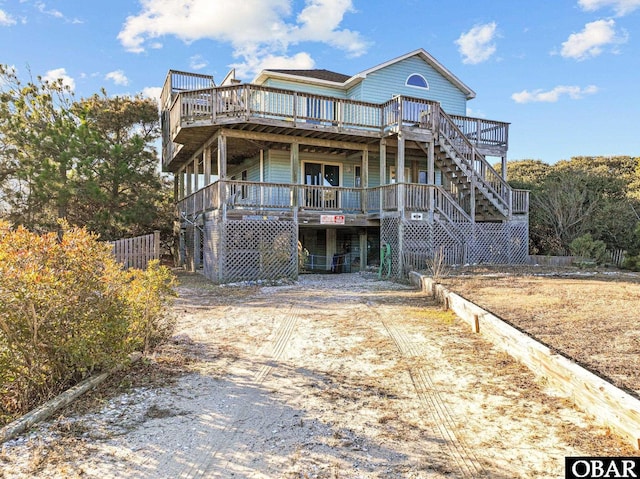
1;0;639;164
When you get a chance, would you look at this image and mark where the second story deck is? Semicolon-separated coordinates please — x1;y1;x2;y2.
178;179;529;226
161;71;510;172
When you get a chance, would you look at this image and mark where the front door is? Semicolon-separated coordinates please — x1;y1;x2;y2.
304;162;340;209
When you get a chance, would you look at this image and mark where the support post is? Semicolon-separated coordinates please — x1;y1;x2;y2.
186;162;193;197
291;142;299;208
501;156;508;180
397;132;405;214
217;134;227;179
218;134;227;220
178;166;185;200
361;149;369;213
380;139;387;213
359;229;368;272
397;128;407;277
470;174;476;223
203;146;211;186
193;153;200;191
428;140;435;215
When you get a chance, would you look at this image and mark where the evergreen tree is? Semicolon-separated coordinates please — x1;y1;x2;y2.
0;66;173;241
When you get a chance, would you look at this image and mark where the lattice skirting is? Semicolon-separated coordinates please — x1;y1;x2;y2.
184;214;528;282
201;214;298;283
382;219;529;276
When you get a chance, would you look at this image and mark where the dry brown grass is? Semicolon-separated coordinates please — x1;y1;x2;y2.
440;265;640;397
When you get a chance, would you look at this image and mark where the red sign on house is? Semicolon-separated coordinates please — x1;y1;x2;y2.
320;215;345;225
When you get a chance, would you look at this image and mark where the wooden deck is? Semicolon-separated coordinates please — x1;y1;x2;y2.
177;180;529;223
163;71;525;226
161;71;509;171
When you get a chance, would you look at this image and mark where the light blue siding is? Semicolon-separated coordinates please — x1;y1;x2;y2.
260;55;469;115
367;155;381;187
266;150;370;187
228;156;259;182
346;82;363;100
247;161;260;182
265;150;292;183
353;56;468;115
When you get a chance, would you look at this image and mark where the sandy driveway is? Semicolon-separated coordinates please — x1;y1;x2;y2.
0;272;633;478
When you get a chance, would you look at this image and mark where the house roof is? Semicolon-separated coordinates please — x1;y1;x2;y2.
265;69;351;84
253;49;476;100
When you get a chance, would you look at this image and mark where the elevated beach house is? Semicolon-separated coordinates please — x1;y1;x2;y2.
160;48;529;283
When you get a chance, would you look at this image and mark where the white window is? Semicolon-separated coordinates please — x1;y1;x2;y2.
406;74;429;89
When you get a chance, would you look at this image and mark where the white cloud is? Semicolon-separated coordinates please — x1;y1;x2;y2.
142;86;162;99
230;50;315;79
455;22;498;65
189;55;208;70
118;0;368;79
560;19;627;60
35;2;63;18
0;9;16;26
141;86;162;109
42;68;76;90
35;1;82;23
511;85;598;103
290;0;367;56
578;0;640;16
465;107;486;118
105;70;129;86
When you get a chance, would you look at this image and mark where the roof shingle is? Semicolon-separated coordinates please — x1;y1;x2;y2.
265;69;351;83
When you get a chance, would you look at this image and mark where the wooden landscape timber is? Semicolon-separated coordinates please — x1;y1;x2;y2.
0;353;142;445
409;271;640;450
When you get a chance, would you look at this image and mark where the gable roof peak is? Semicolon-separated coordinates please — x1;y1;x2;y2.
254;48;475;100
354;48;475;100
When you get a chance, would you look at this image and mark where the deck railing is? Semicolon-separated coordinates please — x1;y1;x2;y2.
171;84;386;132
224;180;293;209
177;181;220;217
161;71;507;149
450;114;509;148
512;189;530;214
297;184;362;212
176;180;495;223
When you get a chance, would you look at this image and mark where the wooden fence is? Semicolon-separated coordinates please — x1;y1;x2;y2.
111;231;160;269
529;249;626;268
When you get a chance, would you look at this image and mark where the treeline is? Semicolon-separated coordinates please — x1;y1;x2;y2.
500;156;640;268
0;65;173;241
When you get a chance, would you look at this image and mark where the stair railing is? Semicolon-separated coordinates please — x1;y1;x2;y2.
435;107;511;216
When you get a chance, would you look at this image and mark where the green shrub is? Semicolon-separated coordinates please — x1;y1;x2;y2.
0;222;176;422
124;260;177;354
569;234;608;265
622;223;640;271
622;254;640;271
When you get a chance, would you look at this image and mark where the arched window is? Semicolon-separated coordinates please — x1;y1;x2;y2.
406;74;429;89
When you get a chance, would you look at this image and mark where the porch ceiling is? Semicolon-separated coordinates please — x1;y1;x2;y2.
169;118;382;169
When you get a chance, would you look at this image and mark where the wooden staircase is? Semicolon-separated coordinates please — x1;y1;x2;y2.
433;109;512;221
